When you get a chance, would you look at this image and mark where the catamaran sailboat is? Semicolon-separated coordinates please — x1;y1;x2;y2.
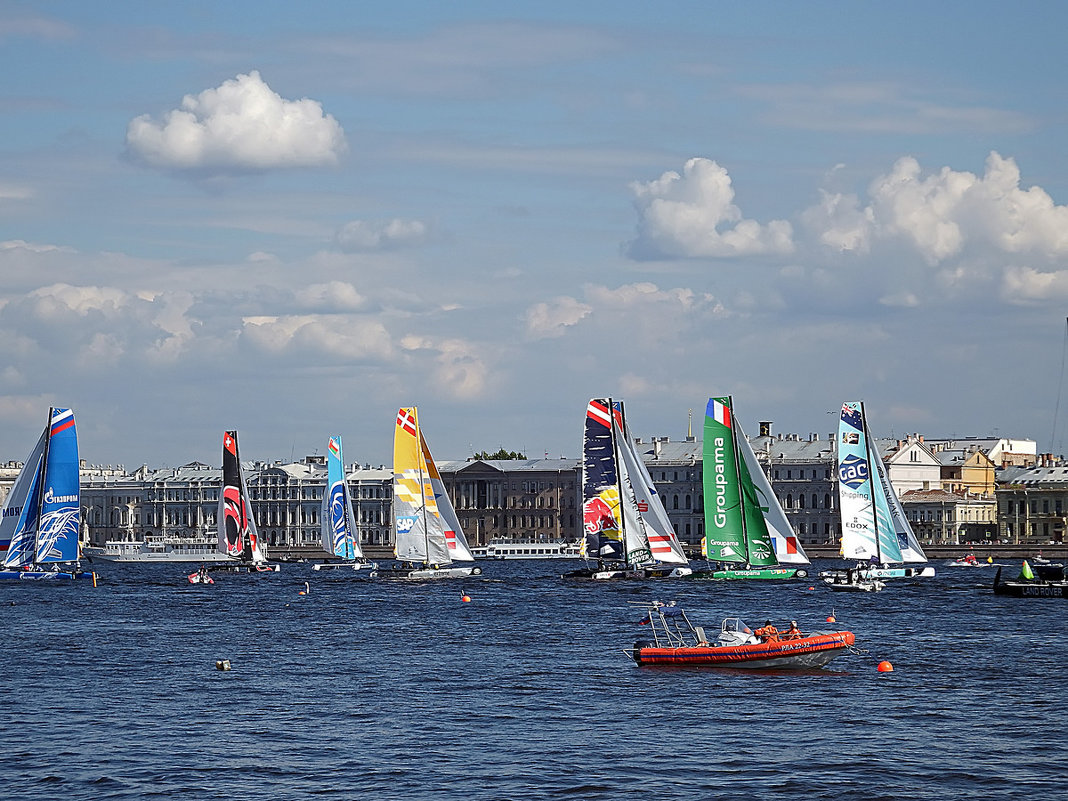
0;407;92;581
821;401;933;585
313;436;376;572
217;430;279;573
563;398;691;580
698;397;810;580
390;407;481;579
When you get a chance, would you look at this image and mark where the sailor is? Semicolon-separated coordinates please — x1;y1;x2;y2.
756;620;779;642
784;620;802;639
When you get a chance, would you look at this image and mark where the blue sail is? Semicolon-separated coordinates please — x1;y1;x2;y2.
1;429;48;568
322;436;358;560
35;408;81;563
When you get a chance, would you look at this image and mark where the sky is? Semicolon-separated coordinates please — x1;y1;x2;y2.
3;1;1068;469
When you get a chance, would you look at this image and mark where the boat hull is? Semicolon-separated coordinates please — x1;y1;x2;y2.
693;567;808;580
993;567;1068;598
312;561;377;571
819;565;934;580
562;565;692;580
0;569;93;581
632;631;855;668
84;544;230;563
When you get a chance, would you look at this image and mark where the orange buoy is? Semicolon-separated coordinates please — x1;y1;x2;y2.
808;586;815;590
461;594;471;603
826;614;836;623
877;660;894;672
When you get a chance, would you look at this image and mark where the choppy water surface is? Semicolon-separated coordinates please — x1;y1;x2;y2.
1;560;1063;800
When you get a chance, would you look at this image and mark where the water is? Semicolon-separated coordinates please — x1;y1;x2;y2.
1;560;1063;800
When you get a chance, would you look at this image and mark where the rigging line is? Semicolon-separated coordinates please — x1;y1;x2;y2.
1051;316;1068;455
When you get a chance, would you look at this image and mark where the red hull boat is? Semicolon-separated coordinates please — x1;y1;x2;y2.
628;602;854;669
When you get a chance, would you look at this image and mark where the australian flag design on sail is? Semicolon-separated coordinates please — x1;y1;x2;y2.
841;402;863;432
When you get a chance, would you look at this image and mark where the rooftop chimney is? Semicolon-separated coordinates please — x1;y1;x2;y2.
759;421;772;437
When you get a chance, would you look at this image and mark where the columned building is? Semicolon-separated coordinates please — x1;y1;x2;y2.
996;462;1068;545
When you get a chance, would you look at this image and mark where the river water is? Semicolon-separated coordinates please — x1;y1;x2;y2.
1;559;1063;800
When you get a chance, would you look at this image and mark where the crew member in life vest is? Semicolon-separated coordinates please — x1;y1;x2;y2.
755;620;779;642
783;620;802;640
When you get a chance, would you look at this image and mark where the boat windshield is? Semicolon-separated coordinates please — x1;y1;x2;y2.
721;617;752;635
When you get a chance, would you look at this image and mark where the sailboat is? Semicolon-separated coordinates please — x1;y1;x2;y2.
563;398;691;579
313;436;376;572
0;407;92;581
825;402;934;582
390;407;481;579
217;430;279;572
699;396;810;579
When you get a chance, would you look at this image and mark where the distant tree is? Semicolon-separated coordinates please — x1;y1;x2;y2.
473;448;526;460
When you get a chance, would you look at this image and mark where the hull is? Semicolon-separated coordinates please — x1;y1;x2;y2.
313;561;376;571
0;569;92;581
694;567;807;580
825;578;884;592
471;542;583;559
993;567;1068;598
632;631;854;668
819;565;934;580
211;562;280;573
398;564;481;580
562;565;692;580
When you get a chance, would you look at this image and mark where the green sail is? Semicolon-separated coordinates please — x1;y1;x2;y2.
702;397;777;567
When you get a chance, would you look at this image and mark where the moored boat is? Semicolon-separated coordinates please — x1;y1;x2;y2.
85;539;229;563
993;563;1068;598
472;541;582;559
628;602;854;668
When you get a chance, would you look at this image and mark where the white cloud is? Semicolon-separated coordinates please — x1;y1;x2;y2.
627;158;794;260
335;218;430;252
1;239;73;253
524;296;592;339
1002;266;1068;304
240;315;393;361
294;281;368;312
399;335;488;399
807;152;1068;265
126;70;346;172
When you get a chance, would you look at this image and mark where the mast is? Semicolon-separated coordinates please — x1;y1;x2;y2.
861;402;882;564
726;397;752;567
31;407;55;568
416;411;430;567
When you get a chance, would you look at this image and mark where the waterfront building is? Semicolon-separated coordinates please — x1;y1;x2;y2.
996;458;1068;545
879;435;941;493
435;458;581;546
900;489;998;544
630;437;703;550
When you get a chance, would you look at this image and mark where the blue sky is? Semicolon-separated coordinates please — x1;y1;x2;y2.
3;1;1068;468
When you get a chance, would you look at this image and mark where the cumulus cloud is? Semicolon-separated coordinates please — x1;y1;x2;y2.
805;151;1068;264
626;158;794;260
335;218;430;252
1002;266;1068;304
399;336;488;400
240;315;393;361
126;70;346;172
294;281;368;312
524;296;592;339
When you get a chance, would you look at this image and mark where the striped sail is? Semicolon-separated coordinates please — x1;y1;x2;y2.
393;407;450;566
218;430;267;564
321;436;363;561
581;399;624;561
613;401;688;566
837;402;903;564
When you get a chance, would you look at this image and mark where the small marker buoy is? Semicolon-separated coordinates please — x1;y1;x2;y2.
461;594;471;603
826;614;836;623
877;660;894;672
808;586;815;590
215;659;231;671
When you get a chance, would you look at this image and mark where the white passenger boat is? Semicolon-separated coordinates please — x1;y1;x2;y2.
84;539;231;563
471;541;583;560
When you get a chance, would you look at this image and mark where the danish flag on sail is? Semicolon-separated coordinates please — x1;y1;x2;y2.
397;408;417;436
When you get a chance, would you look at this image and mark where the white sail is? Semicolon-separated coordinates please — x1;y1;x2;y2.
239;461;267;564
874;453;927;563
614;407;687;565
738;429;810;565
422;435;475;563
0;428;48;569
614;439;655;567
